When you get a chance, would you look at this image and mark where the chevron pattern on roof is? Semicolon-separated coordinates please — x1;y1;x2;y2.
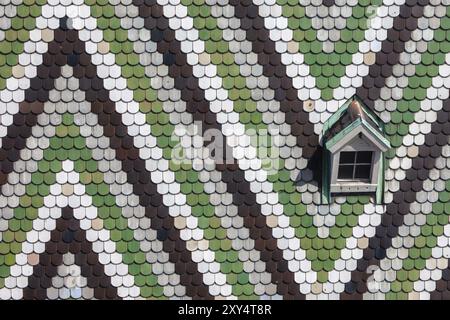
0;0;449;300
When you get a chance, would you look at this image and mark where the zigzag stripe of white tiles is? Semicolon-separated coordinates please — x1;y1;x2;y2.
207;0;316;189
375;2;447;115
300;0;357;18
336;1;446;123
0;170;142;300
348;149;450;298
255;0;325;135
304;203;385;299
59;166;142;299
0;0;234;299
145;68;274;295
385;53;450;203
354;11;447;198
0;82;189;299
209;3;381;275
209;2;381;259
0;123;56;240
306;57;450;296
79;126;189;300
57;2;237;298
0;205;61;300
0;0;236;299
206;2;385;293
34;83;189;300
342;0;448;96
0;82;185;299
125;23;276;297
337;0;405;96
172;125;278;297
311;149;448;298
298;0;358;45
172;125;276;297
362;152;449;299
408;254;450;300
407;224;450;300
0;98;160;298
206;3;305;167
0;68;90;222
397;57;450;153
338;0;448;102
217;0;443;205
154;0;319;293
254;0;404;134
0;1;95;144
253;0;446;140
46;253;96;299
158;0;383;296
157;0;413;295
210;4;344;234
203;0;338;293
0;0;446;298
338;75;450;293
0;10;71;142
0;0;21;41
0;30;50;148
372;28;437;123
258;0;357;50
48;126;188;297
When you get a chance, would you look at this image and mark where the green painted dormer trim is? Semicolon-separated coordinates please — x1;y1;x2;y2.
321;95;385;140
321;95;391;204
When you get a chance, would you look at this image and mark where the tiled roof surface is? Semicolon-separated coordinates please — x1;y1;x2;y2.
0;0;449;300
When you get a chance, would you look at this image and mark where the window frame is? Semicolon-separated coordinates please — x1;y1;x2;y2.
337;151;373;182
329;135;380;194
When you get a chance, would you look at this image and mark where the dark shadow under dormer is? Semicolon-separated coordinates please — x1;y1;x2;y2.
294;146;322;188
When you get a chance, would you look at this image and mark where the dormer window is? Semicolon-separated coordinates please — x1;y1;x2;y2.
320;95;391;204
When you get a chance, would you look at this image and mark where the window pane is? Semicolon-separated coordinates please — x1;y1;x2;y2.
339;152;355;164
355;165;371;179
338;165;353;179
356;151;373;163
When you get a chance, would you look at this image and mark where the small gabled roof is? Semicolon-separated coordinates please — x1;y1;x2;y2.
321;95;391;152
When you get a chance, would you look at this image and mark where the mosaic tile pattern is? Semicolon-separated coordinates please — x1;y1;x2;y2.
0;0;449;300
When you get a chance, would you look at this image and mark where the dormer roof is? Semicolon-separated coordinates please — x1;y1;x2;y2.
321;95;391;153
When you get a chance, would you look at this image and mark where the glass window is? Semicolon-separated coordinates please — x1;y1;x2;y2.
337;151;373;181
